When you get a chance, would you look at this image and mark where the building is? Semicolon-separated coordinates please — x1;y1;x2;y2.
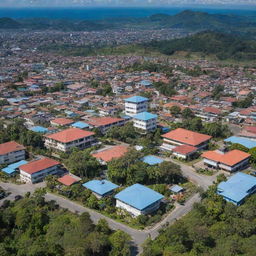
217;172;256;205
133;112;158;132
224;136;256;149
172;145;198;160
19;157;61;183
58;174;80;186
50;118;74;127
45;128;96;152
2;160;28;176
161;128;212;151
71;121;90;129
124;96;148;117
202;149;251;172
83;179;119;199
115;184;164;216
142;155;164;165
87;117;125;134
0;141;26;165
92;145;129;165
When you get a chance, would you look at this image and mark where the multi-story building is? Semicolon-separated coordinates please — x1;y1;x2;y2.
133;112;158;132
19;157;60;183
45;128;96;152
124;96;148;117
0;141;26;165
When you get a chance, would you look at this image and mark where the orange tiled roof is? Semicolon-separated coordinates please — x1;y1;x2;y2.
58;174;79;186
202;150;251;167
92;145;128;162
46;128;95;143
0;141;25;155
87;117;124;127
19;157;60;175
51;118;74;126
162;128;212;147
172;145;197;155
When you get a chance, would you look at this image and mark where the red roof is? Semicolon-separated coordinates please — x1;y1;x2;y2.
245;126;256;134
162;128;212;147
0;141;25;155
92;145;128;162
19;157;60;175
87;117;124;127
46;128;95;143
172;145;197;155
202;150;250;167
204;107;221;115
58;174;79;186
51;118;74;126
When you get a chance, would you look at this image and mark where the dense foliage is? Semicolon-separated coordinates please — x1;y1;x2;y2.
0;190;131;256
142;185;256;256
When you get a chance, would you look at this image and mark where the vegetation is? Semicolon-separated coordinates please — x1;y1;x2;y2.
232;93;254;108
0;189;132;256
142;185;256;256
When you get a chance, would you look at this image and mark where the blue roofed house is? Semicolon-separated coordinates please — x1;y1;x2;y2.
30;126;49;133
83;180;119;199
170;185;184;194
2;160;28;176
133;112;158;132
71;121;90;129
142;155;164;165
217;172;256;205
224;136;256;149
115;184;164;216
124;96;148;117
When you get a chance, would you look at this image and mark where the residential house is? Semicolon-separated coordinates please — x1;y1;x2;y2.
124;96;148;117
133;112;158;132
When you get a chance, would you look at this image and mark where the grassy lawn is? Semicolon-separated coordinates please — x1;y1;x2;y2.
172;157;202;166
196;168;217;176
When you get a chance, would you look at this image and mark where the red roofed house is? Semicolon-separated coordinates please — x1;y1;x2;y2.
92;145;129;165
196;107;221;122
202;149;250;172
172;144;198;160
58;174;80;186
161;128;212;151
19;157;61;183
50;118;74;127
87;117;125;134
0;141;26;164
45;128;96;152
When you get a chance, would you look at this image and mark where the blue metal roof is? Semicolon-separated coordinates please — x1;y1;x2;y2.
83;180;119;196
115;184;164;211
224;136;256;149
170;185;184;193
124;96;148;103
71;121;89;129
2;160;28;175
142;155;164;165
217;172;256;205
133;112;157;121
30;126;48;133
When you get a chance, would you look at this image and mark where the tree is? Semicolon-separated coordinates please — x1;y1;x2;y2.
182;107;194;119
96;219;111;235
229;143;249;153
169;106;181;116
109;230;131;256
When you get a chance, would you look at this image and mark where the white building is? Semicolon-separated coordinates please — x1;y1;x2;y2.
115;184;164;217
19;157;60;183
0;141;26;165
133;112;158;132
124;96;148;117
45;128;96;152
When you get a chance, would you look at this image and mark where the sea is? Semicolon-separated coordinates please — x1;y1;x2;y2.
0;7;255;20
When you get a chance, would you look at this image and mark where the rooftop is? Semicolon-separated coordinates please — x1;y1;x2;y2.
71;121;89;129
51;118;74;126
30;126;48;133
0;141;25;155
170;185;184;193
142;155;164;165
217;172;256;204
83;179;119;196
124;96;148;103
58;174;79;186
46;128;95;143
162;128;212;147
172;144;197;155
87;117;124;127
133;112;158;121
224;136;256;149
2;160;28;175
115;184;164;211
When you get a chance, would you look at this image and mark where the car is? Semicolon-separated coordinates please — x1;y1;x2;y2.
14;195;23;201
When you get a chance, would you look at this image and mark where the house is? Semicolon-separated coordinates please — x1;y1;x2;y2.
87;117;125;134
83;179;119;199
142;155;164;165
19;157;61;183
124;96;148;117
172;145;198;160
170;185;184;194
133;112;158;132
0;141;26;165
50;118;74;127
161;128;212;151
2;160;28;176
202;149;251;172
29;126;49;133
217;172;256;205
45;128;96;152
115;184;164;216
224;136;256;149
92;145;129;165
71;121;90;129
58;174;80;186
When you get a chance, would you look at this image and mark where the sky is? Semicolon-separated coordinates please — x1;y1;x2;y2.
0;0;255;7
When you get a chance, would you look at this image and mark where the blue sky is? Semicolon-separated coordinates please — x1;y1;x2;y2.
0;0;255;7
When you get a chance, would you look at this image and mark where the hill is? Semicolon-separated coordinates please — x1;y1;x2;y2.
0;17;21;29
144;31;256;61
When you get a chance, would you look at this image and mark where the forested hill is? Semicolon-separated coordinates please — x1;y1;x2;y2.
144;31;256;61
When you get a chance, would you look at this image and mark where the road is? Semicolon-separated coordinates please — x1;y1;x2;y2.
0;162;216;255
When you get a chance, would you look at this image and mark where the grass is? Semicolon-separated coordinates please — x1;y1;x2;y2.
172;156;202;166
196;168;216;176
